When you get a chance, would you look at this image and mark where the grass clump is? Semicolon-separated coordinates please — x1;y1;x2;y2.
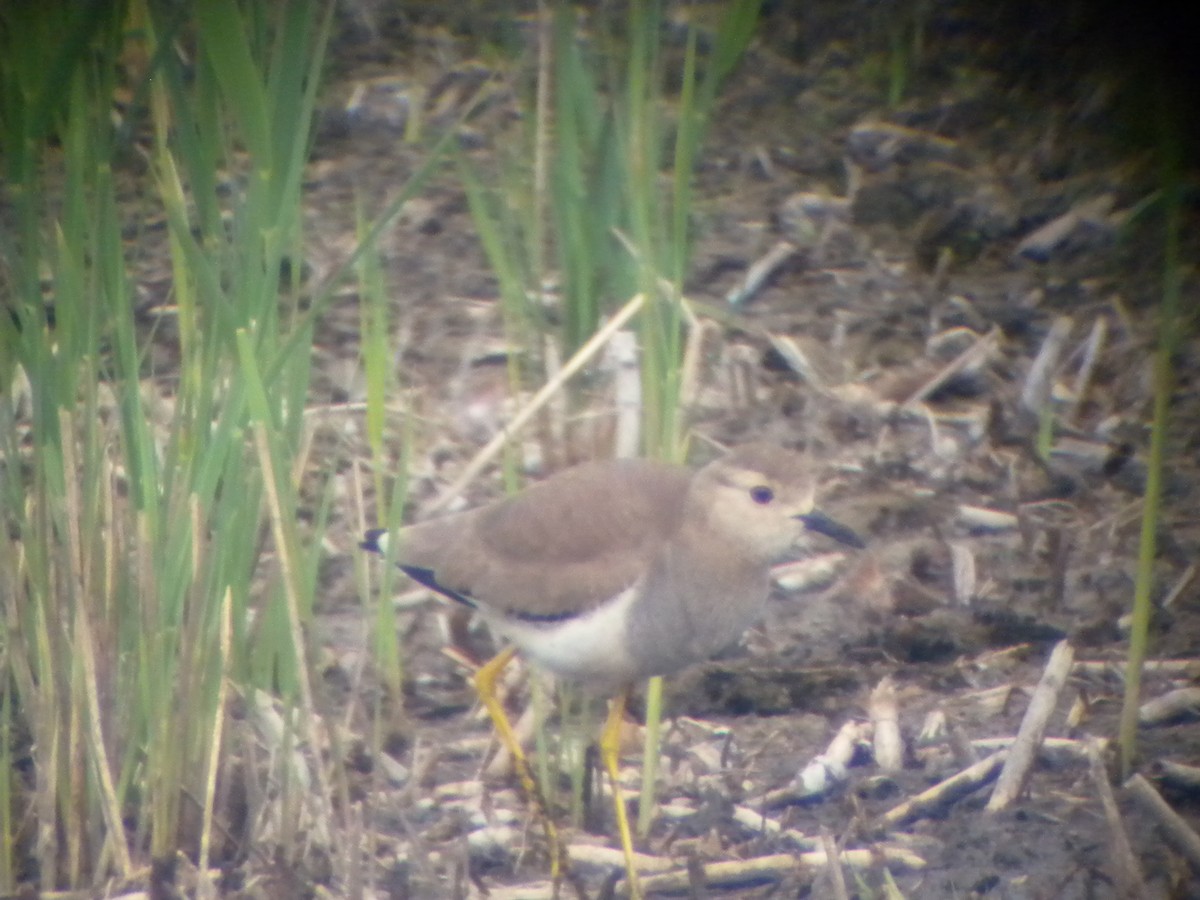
0;1;351;891
461;0;760;463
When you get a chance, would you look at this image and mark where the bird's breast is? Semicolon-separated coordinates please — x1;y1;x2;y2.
482;584;641;687
623;555;771;679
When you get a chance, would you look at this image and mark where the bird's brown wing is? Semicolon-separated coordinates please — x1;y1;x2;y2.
397;459;691;619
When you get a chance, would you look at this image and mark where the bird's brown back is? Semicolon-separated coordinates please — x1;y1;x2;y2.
397;459;692;619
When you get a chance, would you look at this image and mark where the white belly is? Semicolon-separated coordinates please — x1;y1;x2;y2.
482;585;639;688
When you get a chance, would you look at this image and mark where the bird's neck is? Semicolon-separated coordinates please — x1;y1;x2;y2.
674;506;767;579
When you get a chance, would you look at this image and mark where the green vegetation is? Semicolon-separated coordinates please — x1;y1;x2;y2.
0;0;761;888
0;0;337;889
1118;102;1185;779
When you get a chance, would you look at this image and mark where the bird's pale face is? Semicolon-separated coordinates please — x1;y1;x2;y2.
691;443;863;561
696;459;818;561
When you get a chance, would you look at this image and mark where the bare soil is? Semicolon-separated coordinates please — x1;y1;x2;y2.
274;3;1200;898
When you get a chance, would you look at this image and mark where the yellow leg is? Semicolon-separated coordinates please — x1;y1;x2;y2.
600;689;643;899
473;646;570;885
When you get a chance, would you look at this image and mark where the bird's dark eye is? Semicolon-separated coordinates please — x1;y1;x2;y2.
750;486;774;505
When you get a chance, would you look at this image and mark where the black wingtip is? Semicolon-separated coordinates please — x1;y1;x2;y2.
360;536;479;611
399;564;477;609
360;528;387;553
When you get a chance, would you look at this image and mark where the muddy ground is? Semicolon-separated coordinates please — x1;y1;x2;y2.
257;2;1200;898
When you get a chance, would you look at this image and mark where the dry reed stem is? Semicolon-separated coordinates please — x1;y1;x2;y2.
878;750;1007;828
626;847;926;896
1086;737;1146;897
253;424;334;848
987;640;1074;811
819;828;850;900
1148;760;1200;792
428;292;647;514
870;676;903;772
1125;774;1200;876
901;326;999;408
198;588;234;900
1019;315;1072;416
